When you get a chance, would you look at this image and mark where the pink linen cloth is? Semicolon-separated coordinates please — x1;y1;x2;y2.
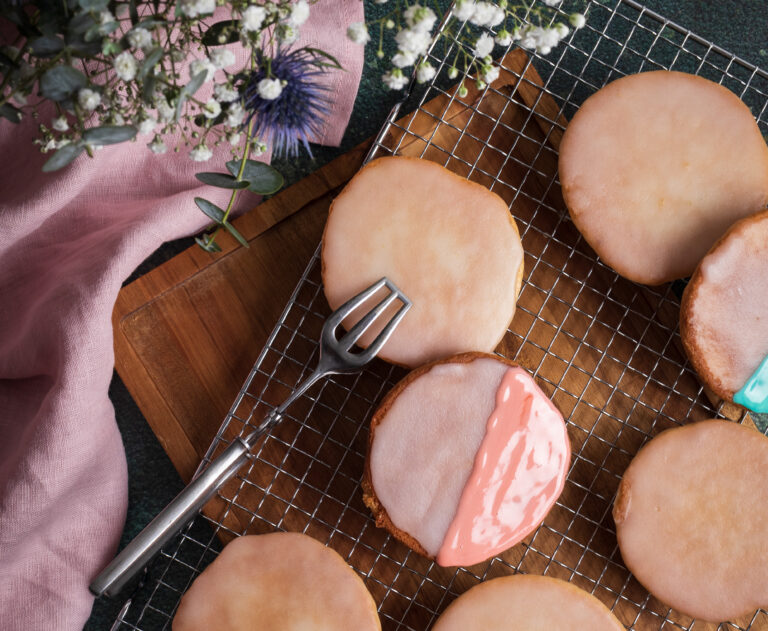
0;3;363;629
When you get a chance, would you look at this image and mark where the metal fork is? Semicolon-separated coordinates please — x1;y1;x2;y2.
90;277;411;598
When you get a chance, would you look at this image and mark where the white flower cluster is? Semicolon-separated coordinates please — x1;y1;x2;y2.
453;0;505;27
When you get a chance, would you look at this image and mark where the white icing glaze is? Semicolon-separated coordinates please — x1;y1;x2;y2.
322;156;524;368
687;211;768;393
172;533;381;631
614;421;768;622
559;70;768;285
432;575;625;631
369;358;507;556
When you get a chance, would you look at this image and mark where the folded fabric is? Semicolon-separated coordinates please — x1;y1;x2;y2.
0;3;363;629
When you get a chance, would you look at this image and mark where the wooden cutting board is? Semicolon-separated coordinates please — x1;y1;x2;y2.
113;49;557;484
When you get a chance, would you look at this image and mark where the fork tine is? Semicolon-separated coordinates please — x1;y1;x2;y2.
324;277;388;333
339;290;401;351
360;301;411;360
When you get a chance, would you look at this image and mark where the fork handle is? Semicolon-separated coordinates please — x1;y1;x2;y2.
89;438;250;598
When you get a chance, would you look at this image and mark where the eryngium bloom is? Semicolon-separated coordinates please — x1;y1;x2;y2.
242;48;332;157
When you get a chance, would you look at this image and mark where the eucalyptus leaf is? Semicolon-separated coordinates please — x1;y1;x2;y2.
223;221;249;247
175;70;207;121
28;35;65;57
78;0;109;10
138;47;163;80
226;159;284;195
40;65;87;101
85;21;117;42
142;73;157;102
304;47;344;70
195;235;222;252
195;172;250;189
42;142;84;172
67;13;95;36
194;197;225;223
136;18;167;29
201;20;239;46
82;125;137;146
0;103;22;123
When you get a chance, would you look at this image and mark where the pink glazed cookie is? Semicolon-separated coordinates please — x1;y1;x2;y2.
362;353;570;567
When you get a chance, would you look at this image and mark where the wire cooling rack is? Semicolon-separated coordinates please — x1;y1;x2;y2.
113;1;768;629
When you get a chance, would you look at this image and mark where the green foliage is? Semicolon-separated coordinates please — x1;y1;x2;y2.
0;103;22;123
195;172;250;189
42;143;84;172
201;20;240;46
225;159;284;194
194;197;225;223
175;70;208;121
28;36;65;57
82;125;137;145
40;65;87;101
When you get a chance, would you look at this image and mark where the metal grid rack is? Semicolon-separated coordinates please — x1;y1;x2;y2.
114;1;768;629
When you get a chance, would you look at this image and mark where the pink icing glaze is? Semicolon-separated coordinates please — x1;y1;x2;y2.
436;367;570;567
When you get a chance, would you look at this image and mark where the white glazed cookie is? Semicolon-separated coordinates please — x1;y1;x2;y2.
321;156;524;368
432;575;625;631
613;420;768;622
172;533;381;631
363;353;569;567
680;209;768;413
559;70;768;285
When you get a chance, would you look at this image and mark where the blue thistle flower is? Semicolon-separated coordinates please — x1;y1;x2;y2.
242;48;332;158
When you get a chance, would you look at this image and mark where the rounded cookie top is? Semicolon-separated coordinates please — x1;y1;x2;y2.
559;70;768;285
172;533;381;631
613;420;768;622
363;352;569;567
321;156;524;368
432;575;625;631
680;209;768;411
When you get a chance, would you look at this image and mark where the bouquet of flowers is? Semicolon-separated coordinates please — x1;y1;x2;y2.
0;0;583;250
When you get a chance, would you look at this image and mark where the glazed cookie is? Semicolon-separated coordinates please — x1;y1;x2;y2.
363;353;570;567
432;575;625;631
172;533;381;631
559;70;768;285
680;209;768;413
613;420;768;622
322;156;524;368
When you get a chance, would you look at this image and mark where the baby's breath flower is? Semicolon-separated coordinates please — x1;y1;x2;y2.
99;10;114;24
403;5;437;32
179;0;215;18
226;131;241;145
383;68;409;90
470;2;501;27
391;49;418;68
114;51;138;81
190;58;216;82
210;48;236;69
542;0;562;5
570;13;586;29
226;102;245;127
447;66;459;79
482;64;500;83
394;27;431;56
256;78;283;100
452;0;476;21
202;98;222;119
241;5;267;31
288;0;310;26
555;23;570;39
347;22;370;45
111;112;126;125
276;23;299;44
138;115;157;135
213;83;239;102
148;136;167;153
156;98;175;123
458;83;469;98
416;61;436;83
189;143;213;161
495;29;512;47
474;32;494;58
127;27;153;50
52;115;68;132
252;140;268;156
78;88;101;111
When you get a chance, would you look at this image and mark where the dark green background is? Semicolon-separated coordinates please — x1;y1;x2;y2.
86;1;768;628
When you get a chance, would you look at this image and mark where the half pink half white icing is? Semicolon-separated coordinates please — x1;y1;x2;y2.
365;354;570;567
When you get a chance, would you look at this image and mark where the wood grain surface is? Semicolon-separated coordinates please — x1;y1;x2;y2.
113;48;765;631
